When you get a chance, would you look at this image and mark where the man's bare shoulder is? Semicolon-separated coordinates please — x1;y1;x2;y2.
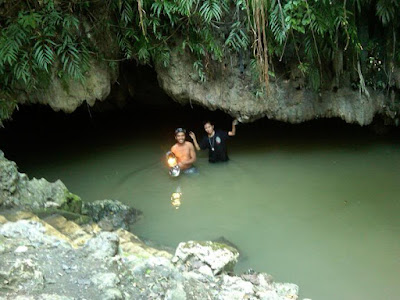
185;141;195;149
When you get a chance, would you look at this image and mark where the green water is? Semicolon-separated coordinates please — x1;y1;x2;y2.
3;114;400;300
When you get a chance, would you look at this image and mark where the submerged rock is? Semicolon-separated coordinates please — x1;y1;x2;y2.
82;199;142;231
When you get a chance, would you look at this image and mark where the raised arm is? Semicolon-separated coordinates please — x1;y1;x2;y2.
187;142;196;164
228;119;238;136
189;131;201;151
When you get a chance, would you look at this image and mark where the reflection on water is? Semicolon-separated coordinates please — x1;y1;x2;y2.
2;116;400;300
171;186;182;209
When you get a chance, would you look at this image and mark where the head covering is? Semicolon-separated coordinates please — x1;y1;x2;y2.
174;128;186;135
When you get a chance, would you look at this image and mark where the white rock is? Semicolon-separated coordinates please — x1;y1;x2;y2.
85;232;119;259
173;241;239;275
198;265;214;278
165;282;186;300
15;245;28;253
91;272;120;290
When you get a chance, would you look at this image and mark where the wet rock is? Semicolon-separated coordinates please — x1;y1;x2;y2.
212;236;241;254
172;241;239;275
82;199;142;231
85;232;119;259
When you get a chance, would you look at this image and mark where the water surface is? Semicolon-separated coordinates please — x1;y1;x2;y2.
2;108;400;300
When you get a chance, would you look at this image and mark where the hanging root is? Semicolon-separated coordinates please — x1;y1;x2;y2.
245;0;270;95
357;60;370;99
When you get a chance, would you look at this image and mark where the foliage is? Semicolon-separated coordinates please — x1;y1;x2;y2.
1;0;400;120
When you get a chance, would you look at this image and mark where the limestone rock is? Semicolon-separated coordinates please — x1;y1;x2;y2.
172;241;239;275
0;220;69;248
82;199;142;231
165;282;187;300
17;60;117;113
156;48;391;126
91;272;120;290
85;232;119;259
0;215;8;224
219;274;254;300
38;295;74;300
116;228;172;259
103;288;123;300
44;215;91;247
0;151;82;211
0;258;44;291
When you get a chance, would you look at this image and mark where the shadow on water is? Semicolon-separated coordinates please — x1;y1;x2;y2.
1;101;398;160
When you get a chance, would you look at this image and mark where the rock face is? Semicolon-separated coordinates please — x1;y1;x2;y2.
82;199;142;231
0;213;303;300
16;60;117;113
172;241;239;275
156;48;396;125
0;150;81;210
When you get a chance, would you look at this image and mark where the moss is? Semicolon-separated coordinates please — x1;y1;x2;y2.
60;191;82;214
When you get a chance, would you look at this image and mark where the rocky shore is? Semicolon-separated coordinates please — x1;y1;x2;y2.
0;150;303;300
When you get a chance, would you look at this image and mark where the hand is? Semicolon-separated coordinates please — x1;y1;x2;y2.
189;131;196;140
232;119;239;126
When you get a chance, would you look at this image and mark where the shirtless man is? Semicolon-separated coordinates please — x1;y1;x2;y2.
171;128;197;174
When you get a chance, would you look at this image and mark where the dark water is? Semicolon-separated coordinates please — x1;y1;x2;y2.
1;104;400;300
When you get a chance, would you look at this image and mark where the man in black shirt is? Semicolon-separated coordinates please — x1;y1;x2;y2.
189;119;238;163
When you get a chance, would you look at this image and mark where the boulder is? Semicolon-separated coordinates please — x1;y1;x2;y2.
85;232;119;259
82;199;142;231
172;241;239;275
91;272;120;290
219;274;254;300
0;151;82;211
0;220;70;248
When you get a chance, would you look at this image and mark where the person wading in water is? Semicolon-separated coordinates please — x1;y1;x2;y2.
189;119;238;163
171;128;198;174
